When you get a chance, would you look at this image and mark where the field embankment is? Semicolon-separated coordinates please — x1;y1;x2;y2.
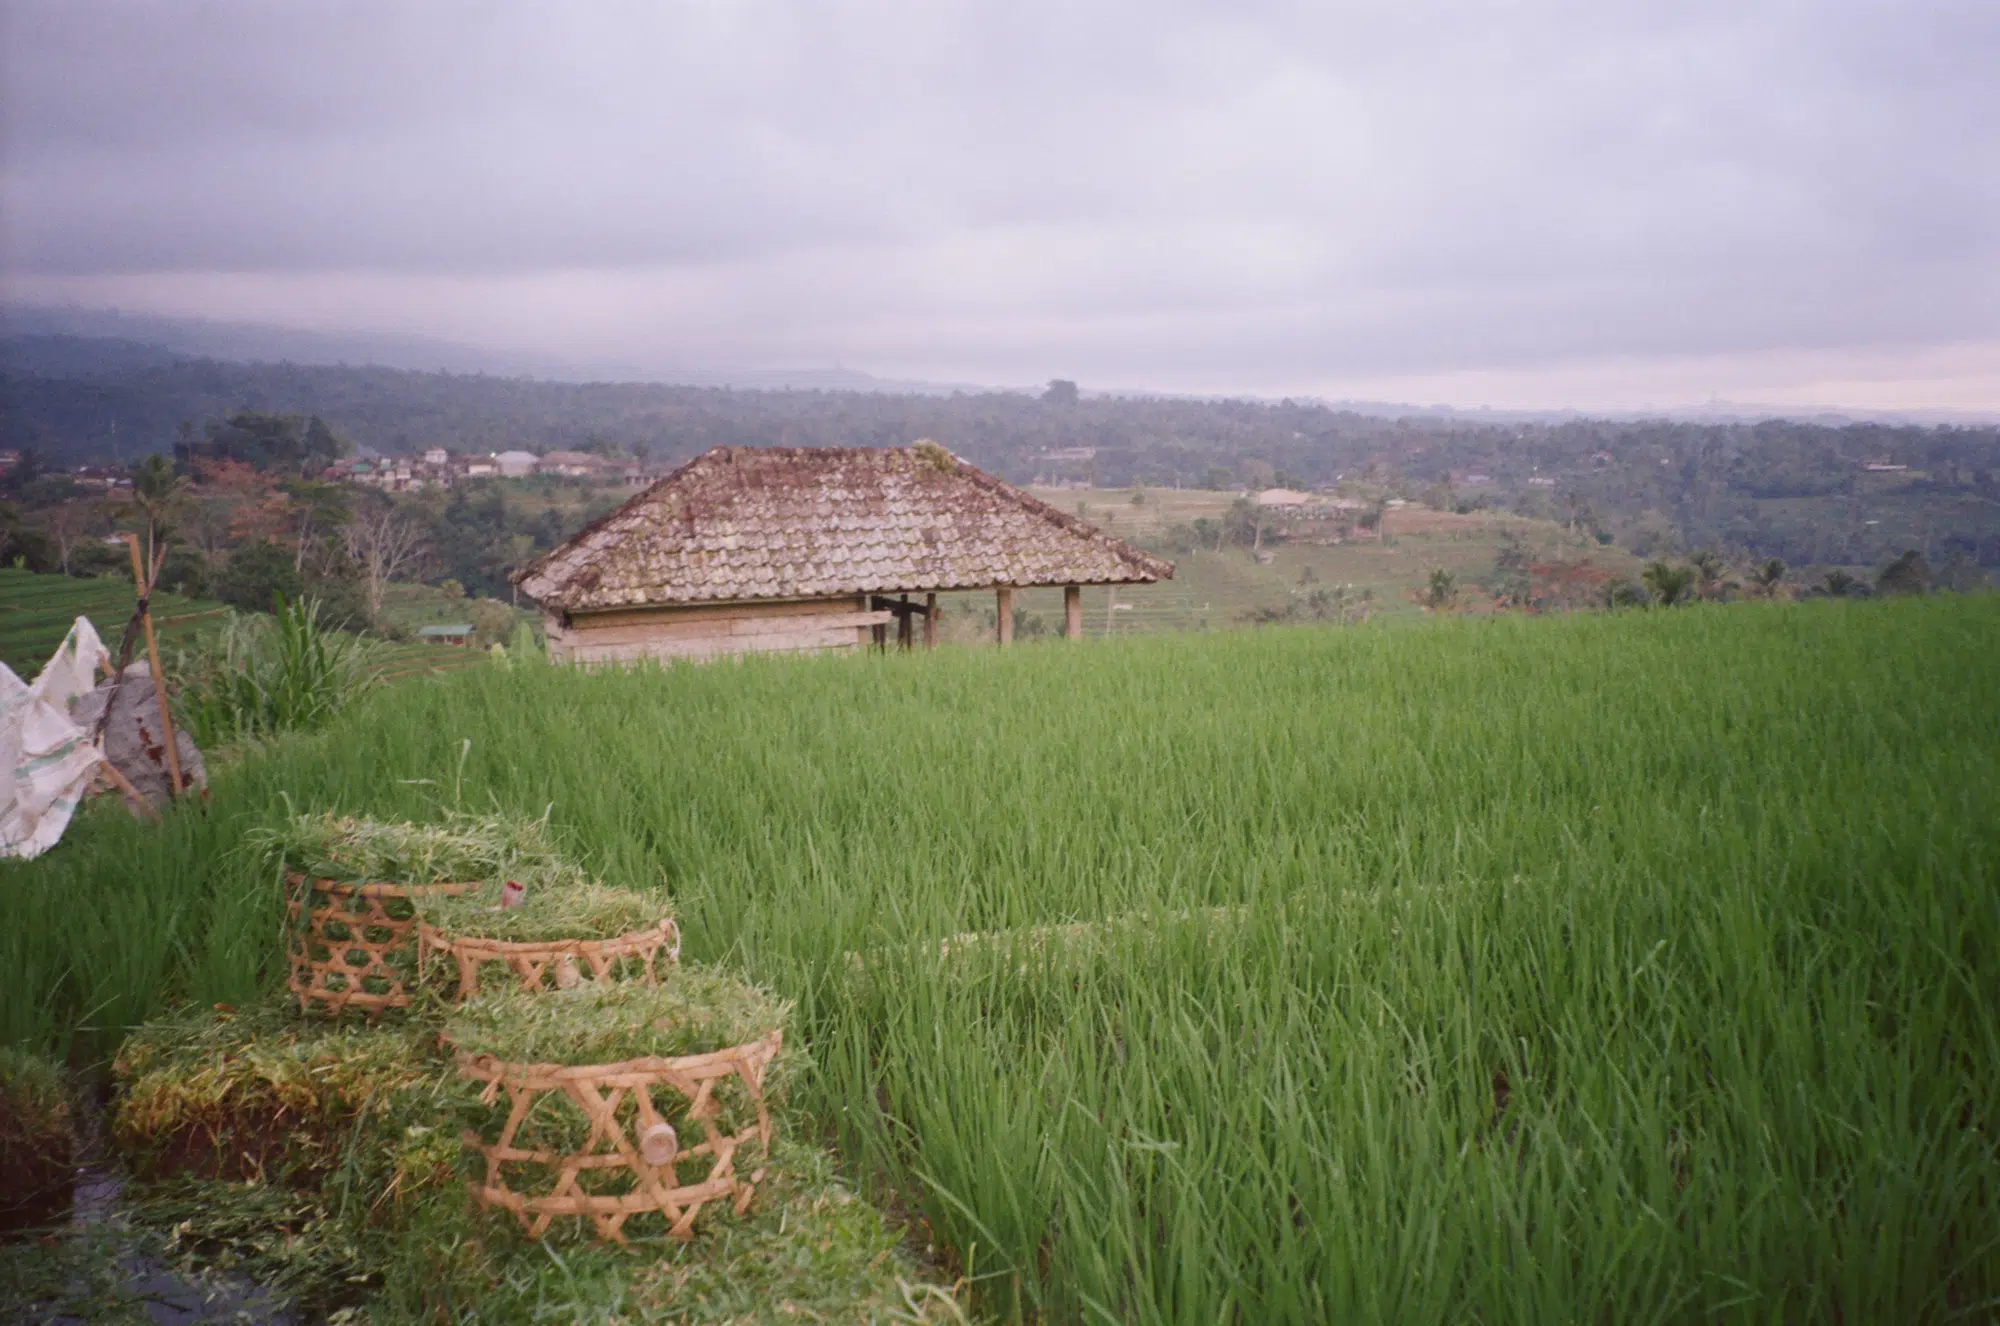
4;597;1996;1323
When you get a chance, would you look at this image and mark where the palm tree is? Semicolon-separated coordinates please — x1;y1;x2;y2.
1751;559;1787;599
1688;550;1729;600
124;454;190;582
1642;561;1696;606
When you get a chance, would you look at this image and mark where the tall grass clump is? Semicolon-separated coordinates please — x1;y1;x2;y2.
173;596;381;747
4;595;1997;1322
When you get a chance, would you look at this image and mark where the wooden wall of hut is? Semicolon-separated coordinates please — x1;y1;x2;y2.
543;596;893;665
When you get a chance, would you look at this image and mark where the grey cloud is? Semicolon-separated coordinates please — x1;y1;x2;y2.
2;0;1995;387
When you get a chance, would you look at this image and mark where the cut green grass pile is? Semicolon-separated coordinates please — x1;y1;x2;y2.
91;984;940;1323
4;596;1997;1322
113;998;446;1184
250;809;588;891
0;1046;75;1231
418;878;668;944
443;966;787;1066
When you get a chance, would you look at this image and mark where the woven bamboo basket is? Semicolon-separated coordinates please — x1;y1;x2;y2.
284;875;473;1016
418;917;683;1001
456;1029;782;1244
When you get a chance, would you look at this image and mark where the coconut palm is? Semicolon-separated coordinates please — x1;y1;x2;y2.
124;454;190;582
1642;561;1696;606
1751;559;1787;599
1688;550;1730;600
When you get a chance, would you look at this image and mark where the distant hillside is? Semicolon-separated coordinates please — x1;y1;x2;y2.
4;332;1997;574
0;307;987;395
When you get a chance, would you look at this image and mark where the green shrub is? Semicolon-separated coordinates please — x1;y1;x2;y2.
173;596;381;746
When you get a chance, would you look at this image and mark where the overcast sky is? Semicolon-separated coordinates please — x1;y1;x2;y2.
4;1;1997;409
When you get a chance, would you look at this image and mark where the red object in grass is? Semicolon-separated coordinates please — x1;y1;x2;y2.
499;880;526;909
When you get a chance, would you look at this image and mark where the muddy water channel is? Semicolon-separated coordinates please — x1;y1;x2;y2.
2;1083;299;1325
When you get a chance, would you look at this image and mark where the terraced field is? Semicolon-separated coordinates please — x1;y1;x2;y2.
927;488;1645;638
0;568;487;681
0;567;230;674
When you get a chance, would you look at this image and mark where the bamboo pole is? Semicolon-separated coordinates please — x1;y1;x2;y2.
95;755;155;819
126;534;184;800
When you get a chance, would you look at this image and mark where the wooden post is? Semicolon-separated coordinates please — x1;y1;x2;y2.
1064;585;1083;640
1105;585;1118;638
923;593;937;649
126;535;184;800
995;587;1014;647
897;594;913;650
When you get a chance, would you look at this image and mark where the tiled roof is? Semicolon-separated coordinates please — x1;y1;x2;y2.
514;445;1173;612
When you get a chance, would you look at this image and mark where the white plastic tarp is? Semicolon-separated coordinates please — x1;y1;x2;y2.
1;616;112;860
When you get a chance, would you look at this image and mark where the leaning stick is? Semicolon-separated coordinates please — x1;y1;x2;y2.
125;534;184;800
95;756;156;819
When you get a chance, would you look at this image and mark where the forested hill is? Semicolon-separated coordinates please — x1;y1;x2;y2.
5;333;1999;570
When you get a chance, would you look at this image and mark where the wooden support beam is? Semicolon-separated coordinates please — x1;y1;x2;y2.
923;593;937;649
897;595;913;650
1064;585;1083;640
995;587;1015;647
869;596;932;618
1105;585;1118;638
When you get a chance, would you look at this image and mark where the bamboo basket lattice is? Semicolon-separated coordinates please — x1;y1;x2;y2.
457;1029;782;1244
285;875;472;1016
419;918;682;1001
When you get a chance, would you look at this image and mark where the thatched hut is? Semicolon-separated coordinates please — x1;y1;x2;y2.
512;443;1172;663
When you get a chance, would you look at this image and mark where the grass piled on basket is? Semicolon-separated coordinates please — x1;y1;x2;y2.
251;809;589;892
95;973;944;1323
445;968;786;1066
418;878;666;945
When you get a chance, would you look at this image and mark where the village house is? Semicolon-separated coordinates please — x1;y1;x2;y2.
495;450;539;478
69;466;132;492
536;449;607;478
514;443;1172;664
1030;446;1097;487
417;623;476;647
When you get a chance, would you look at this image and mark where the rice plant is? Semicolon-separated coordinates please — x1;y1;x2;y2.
3;596;1996;1323
173;595;383;746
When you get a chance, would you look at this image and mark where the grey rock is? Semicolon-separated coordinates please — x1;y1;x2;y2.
69;663;206;808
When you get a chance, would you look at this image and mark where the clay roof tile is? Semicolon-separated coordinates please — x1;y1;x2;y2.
515;445;1172;611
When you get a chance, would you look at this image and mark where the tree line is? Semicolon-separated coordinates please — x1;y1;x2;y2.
5;335;1998;575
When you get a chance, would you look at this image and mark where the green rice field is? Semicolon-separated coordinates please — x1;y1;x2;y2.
0;566;230;674
0;567;485;681
4;596;1996;1322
